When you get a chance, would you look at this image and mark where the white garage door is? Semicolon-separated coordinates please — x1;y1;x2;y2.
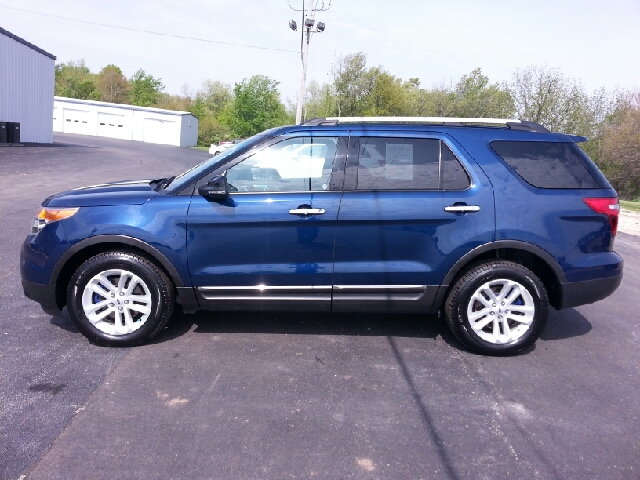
63;108;92;135
98;113;130;140
143;118;175;145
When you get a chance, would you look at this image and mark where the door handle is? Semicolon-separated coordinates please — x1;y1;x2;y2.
289;208;326;217
444;205;480;213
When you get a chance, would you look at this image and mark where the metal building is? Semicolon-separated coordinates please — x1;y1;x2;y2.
53;97;199;147
0;27;56;143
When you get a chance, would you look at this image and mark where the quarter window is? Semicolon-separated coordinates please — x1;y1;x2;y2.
355;137;469;190
225;137;338;192
490;141;603;189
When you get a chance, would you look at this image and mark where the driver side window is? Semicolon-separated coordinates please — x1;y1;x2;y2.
225;137;338;192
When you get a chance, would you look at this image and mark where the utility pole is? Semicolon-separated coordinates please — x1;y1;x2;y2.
289;1;330;125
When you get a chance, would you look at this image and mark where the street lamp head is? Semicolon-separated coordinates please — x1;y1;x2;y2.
304;18;315;28
316;22;325;32
289;19;297;31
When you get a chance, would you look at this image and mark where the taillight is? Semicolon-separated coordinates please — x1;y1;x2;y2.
584;198;619;236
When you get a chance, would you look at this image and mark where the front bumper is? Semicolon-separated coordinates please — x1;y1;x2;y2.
22;280;60;316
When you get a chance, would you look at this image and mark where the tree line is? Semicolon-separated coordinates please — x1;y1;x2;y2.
55;55;639;199
55;60;164;107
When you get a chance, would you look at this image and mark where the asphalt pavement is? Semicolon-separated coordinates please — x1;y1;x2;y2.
1;134;638;480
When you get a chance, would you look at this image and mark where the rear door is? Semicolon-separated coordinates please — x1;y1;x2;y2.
332;132;495;312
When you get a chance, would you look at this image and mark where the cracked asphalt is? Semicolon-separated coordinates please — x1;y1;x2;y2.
1;133;639;480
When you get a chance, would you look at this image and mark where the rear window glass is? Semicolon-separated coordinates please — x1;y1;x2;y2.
490;141;601;189
356;138;469;190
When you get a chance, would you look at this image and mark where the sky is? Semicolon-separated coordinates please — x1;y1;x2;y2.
1;0;639;103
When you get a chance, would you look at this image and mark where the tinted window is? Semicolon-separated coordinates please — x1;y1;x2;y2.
491;141;601;189
442;143;471;190
356;138;469;190
225;137;338;192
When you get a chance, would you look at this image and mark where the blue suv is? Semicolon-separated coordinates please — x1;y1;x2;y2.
21;117;623;355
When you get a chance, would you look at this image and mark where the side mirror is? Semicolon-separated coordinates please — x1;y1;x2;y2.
198;175;229;199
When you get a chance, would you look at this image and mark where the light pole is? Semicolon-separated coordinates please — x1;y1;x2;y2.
289;1;329;125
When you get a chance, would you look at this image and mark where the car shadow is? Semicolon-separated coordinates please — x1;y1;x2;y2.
151;309;459;345
540;308;592;341
13;142;99;148
49;308;80;334
46;307;592;352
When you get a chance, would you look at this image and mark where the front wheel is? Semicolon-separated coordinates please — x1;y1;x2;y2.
67;251;174;346
444;261;549;356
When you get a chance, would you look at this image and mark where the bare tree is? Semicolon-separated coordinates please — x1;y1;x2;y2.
508;66;591;133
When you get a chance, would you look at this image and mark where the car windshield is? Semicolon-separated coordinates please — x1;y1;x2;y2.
165;131;273;192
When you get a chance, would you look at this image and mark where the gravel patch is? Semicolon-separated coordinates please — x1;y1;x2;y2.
619;209;640;236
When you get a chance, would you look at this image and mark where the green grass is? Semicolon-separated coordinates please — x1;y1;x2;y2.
191;146;209;151
620;200;640;213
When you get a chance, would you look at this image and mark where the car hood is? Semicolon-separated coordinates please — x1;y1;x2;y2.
43;179;162;207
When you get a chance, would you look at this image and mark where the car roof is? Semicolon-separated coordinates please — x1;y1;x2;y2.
268;121;586;144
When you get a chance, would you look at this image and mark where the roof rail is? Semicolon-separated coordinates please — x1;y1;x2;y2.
506;121;550;133
300;118;339;126
301;116;550;133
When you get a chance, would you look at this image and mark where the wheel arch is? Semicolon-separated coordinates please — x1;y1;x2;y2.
433;240;566;312
52;235;185;310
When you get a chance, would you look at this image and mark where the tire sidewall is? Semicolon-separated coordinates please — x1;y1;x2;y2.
68;253;166;346
452;265;548;355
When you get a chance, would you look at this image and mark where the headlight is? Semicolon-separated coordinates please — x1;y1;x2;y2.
31;207;79;234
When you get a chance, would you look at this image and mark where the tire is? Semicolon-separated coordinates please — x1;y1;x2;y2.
444;261;549;356
67;251;174;347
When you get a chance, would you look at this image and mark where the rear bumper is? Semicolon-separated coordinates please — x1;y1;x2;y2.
22;280;60;317
560;272;623;309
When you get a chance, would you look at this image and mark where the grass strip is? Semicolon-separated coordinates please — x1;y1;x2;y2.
620;200;640;213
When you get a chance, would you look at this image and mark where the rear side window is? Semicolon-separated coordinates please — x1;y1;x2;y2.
356;137;470;190
490;141;603;189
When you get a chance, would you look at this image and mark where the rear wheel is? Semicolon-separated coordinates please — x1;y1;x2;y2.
67;251;174;346
444;261;549;355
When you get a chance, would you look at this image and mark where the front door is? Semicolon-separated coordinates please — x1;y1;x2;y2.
186;135;346;310
332;133;495;312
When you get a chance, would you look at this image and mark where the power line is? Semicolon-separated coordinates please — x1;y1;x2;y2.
0;4;299;54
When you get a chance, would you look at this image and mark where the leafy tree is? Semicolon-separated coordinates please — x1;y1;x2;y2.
598;93;640;199
332;52;373;116
408;83;456;117
96;64;130;103
188;80;235;143
331;58;512;119
129;69;164;107
55;59;100;100
154;92;191;111
362;68;409;116
222;75;288;137
303;81;338;120
331;53;411;117
195;80;234;117
197;116;232;147
451;68;514;118
401;69;514;118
